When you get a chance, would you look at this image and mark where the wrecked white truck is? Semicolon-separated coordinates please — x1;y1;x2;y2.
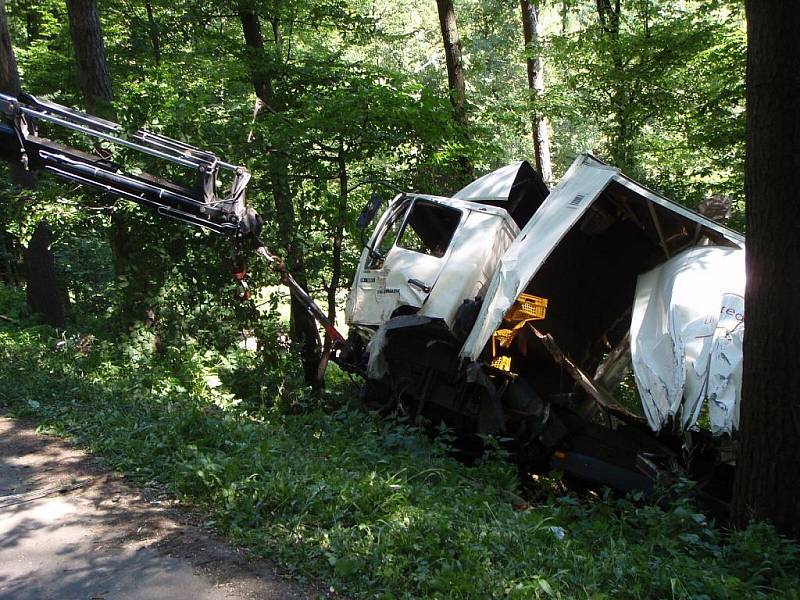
0;93;744;499
336;154;745;498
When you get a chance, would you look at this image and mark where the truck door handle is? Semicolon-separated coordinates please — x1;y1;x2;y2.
408;278;431;293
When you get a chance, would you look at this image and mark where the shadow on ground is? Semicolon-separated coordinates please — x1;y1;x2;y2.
0;414;320;600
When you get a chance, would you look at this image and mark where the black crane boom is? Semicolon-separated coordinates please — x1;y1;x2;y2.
0;92;261;239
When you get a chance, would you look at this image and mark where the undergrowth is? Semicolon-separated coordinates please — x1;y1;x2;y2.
1;311;798;598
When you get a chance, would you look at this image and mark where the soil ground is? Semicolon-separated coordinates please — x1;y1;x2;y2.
0;415;323;600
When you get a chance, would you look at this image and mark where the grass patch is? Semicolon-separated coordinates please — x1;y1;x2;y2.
1;319;798;599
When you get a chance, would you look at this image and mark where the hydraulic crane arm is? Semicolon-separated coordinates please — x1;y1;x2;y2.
0;92;344;345
0;92;262;238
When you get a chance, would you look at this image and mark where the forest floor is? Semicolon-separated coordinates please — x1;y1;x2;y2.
0;415;322;600
1;290;799;599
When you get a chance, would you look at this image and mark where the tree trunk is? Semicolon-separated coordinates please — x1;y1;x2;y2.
0;0;37;188
0;0;20;94
436;0;467;128
596;0;621;38
23;0;40;43
108;209;130;277
732;2;800;540
238;1;322;389
0;229;21;286
435;0;472;179
594;0;636;171
65;0;114;119
2;0;35;284
65;0;143;320
23;222;67;327
520;0;553;185
144;0;161;66
327;141;348;349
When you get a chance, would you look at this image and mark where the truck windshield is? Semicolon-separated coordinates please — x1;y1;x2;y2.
397;200;461;258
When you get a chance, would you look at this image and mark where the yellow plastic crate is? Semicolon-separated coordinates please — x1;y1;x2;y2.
493;328;516;350
490;355;512;372
488;295;549;375
505;293;548;323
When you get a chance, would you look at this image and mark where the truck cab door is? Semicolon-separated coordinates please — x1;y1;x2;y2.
347;196;463;326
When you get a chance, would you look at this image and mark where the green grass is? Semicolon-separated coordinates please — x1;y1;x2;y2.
1;315;798;598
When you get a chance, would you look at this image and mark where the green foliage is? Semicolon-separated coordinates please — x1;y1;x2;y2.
543;1;746;211
0;285;33;324
1;315;798;599
0;2;761;594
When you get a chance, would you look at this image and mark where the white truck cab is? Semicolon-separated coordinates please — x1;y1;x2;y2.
345;193;518;329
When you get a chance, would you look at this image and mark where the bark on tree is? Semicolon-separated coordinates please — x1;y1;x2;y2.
22;0;40;43
594;0;636;171
596;0;621;37
144;1;161;66
436;0;468;128
1;0;37;188
0;0;19;95
0;229;20;286
24;222;67;327
435;0;472;179
732;2;800;539
65;0;114;119
520;0;553;185
2;0;36;286
65;0;144;322
327;141;348;347
238;1;323;389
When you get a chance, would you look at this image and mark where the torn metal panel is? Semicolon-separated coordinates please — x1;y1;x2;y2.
453;161;525;202
630;246;745;435
460;155;618;361
453;160;549;227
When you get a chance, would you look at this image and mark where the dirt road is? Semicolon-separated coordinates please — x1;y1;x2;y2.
0;415;319;600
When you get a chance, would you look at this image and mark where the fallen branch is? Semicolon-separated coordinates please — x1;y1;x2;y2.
0;314;17;324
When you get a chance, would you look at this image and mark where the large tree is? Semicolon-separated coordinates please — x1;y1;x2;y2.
24;222;67;327
732;2;800;539
238;0;322;389
0;0;35;188
435;0;467;128
65;0;114;118
0;0;19;95
435;0;472;180
520;0;552;184
2;0;40;297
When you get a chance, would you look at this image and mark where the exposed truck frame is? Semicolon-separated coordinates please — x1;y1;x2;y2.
1;94;745;499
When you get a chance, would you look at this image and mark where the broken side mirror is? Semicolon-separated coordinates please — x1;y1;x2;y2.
357;192;383;229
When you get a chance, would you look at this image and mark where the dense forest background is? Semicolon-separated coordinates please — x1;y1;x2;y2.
3;2;800;597
1;0;745;366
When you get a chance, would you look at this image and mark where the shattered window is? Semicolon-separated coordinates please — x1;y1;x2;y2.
376;212;404;256
375;199;411;257
397;201;461;258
